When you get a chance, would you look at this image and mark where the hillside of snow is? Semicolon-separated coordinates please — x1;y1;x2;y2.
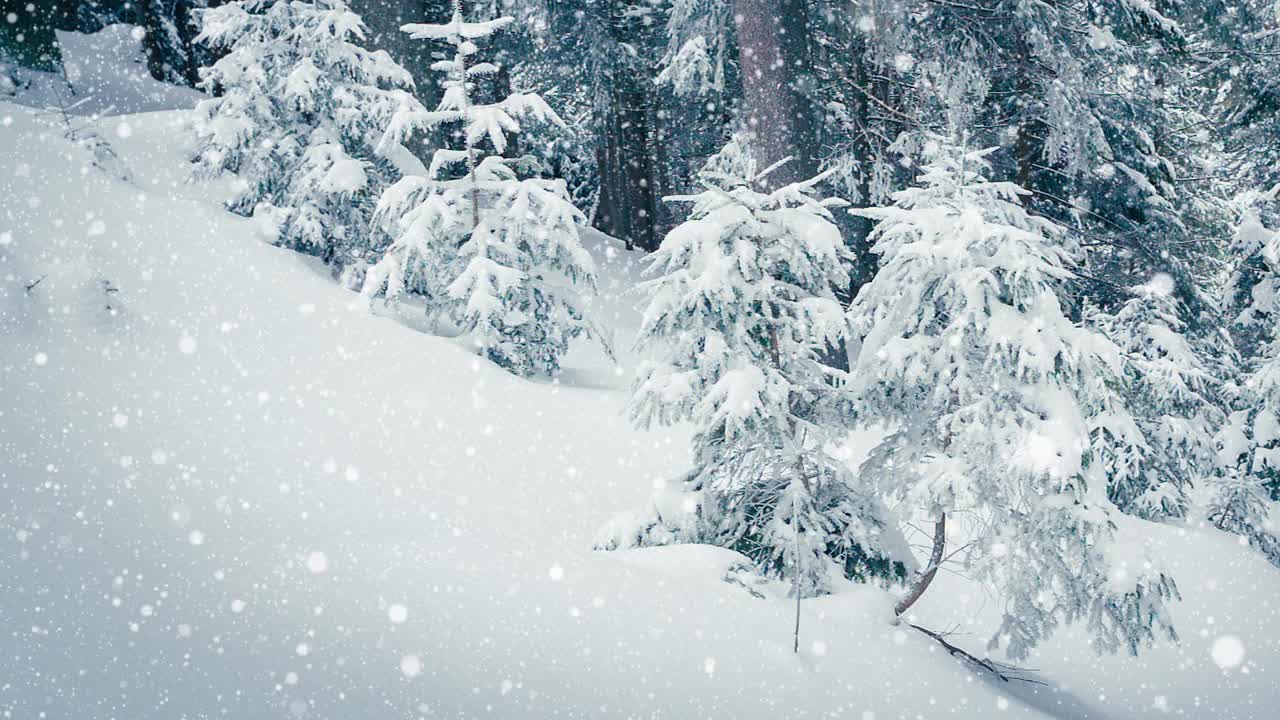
2;24;203;117
1;65;1278;720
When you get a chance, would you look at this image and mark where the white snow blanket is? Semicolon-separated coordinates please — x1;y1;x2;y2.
0;97;1278;719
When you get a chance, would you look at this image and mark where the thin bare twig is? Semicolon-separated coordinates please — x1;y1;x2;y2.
908;624;1047;685
25;275;48;293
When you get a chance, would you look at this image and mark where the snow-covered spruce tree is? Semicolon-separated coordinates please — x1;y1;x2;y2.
1214;203;1280;563
597;138;909;596
1228;201;1280;366
848;135;1178;659
1239;220;1280;503
1207;465;1280;563
361;1;604;377
1088;276;1224;521
193;0;428;273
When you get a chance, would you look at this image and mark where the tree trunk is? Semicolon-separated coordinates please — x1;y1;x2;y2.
617;79;657;250
792;491;802;653
596;95;637;249
733;0;817;188
1012;72;1041;191
137;0;176;84
592;0;659;251
894;512;945;616
647;86;669;241
845;45;881;294
173;0;201;86
595;116;629;249
1010;5;1054;193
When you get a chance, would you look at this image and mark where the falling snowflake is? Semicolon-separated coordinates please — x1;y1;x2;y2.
400;654;422;678
1211;635;1245;669
306;551;329;574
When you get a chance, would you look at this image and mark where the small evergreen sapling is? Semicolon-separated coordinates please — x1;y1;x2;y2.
193;0;428;273
1207;465;1280;562
362;0;604;377
847;134;1178;659
598;138;909;596
1089;276;1223;521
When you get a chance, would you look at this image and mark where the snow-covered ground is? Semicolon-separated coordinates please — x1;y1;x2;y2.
2;24;203;117
0;102;1013;720
1;34;1278;720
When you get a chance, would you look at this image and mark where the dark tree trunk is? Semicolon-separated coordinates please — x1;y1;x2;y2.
595;149;618;245
592;0;660;251
841;37;881;295
647;86;670;240
137;0;173;83
1011;4;1054;194
172;0;201;86
596;96;633;248
595;105;628;247
1012;74;1042;191
733;0;817;188
598;88;659;251
617;79;658;250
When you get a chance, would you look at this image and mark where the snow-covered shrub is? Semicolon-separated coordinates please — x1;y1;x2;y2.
1089;277;1224;521
361;1;605;377
192;0;428;271
1207;462;1279;561
847;134;1178;658
604;137;910;596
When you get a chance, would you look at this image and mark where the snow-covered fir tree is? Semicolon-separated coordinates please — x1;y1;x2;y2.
1214;202;1280;563
1228;200;1280;365
193;0;428;274
361;0;604;377
847;134;1178;659
598;138;909;596
1088;276;1224;521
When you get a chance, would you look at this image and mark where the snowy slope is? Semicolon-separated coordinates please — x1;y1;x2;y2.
911;518;1280;719
1;100;1277;720
3;25;204;117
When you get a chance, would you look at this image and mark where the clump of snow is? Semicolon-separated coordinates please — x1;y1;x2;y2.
1136;272;1176;298
1088;24;1118;50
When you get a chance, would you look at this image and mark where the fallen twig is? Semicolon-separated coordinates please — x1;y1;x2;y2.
908;623;1047;685
25;275;48;293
